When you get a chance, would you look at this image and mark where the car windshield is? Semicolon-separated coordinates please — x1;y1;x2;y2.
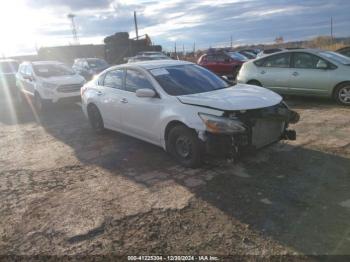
33;64;75;77
150;64;230;96
87;59;108;68
0;62;19;74
227;52;248;62
319;51;350;65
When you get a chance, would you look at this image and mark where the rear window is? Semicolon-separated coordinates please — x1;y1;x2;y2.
320;51;350;65
0;62;19;74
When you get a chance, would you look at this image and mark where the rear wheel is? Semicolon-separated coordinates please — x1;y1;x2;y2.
87;104;105;133
247;80;262;87
167;125;203;168
334;83;350;106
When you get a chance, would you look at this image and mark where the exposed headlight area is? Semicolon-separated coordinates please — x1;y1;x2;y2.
198;113;246;134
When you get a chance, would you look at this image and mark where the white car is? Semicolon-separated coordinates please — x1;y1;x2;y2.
81;60;299;167
16;61;86;110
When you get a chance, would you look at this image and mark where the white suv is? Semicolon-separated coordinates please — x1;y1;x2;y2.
16;61;85;110
81;60;299;167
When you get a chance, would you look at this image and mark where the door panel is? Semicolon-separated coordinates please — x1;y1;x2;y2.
120;92;162;144
96;69;124;129
120;69;162;144
257;53;292;94
288;52;332;95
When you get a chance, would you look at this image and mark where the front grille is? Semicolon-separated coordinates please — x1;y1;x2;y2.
57;84;82;93
251;119;284;148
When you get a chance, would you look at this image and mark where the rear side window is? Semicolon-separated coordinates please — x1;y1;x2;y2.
103;69;124;89
125;69;154;92
255;53;291;68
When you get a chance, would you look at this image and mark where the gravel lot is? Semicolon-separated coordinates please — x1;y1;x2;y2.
0;96;349;256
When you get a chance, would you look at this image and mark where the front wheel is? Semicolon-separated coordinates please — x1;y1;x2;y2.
167;125;203;168
334;83;350;106
34;92;50;112
87;104;105;133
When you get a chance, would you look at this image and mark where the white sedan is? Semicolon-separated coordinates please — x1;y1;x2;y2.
81;60;299;167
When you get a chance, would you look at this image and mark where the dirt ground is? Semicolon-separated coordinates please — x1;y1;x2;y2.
0;95;349;257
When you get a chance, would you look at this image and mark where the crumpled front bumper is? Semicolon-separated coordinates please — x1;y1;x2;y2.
202;104;300;157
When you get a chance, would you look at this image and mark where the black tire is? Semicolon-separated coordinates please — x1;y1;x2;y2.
247;80;262;87
87;104;105;133
167;125;203;168
34;92;49;112
334;82;350;106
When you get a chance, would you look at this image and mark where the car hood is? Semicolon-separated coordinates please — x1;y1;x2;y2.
177;84;282;111
39;74;85;85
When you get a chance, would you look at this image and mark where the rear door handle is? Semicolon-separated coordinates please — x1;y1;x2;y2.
120;98;128;104
292;71;299;76
97;91;103;96
260;70;266;74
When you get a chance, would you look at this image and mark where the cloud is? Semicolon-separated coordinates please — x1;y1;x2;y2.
4;0;350;55
25;0;112;10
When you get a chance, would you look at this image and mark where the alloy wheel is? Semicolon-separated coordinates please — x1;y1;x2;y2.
338;86;350;105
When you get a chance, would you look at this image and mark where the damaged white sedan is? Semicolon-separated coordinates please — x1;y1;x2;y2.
81;60;299;167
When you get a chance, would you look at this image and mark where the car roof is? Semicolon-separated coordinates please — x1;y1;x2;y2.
258;48;326;57
116;60;193;70
30;61;63;65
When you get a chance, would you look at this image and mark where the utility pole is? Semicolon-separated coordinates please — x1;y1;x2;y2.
230;35;233;49
183;43;185;56
193;41;196;56
331;16;334;46
134;11;139;40
67;13;79;45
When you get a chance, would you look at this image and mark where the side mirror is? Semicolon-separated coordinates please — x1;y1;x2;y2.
136;88;156;98
316;60;328;70
23;74;33;81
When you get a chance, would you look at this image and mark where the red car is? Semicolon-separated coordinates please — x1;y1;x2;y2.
197;51;248;78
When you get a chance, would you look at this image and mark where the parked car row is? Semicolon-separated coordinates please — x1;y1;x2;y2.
2;47;348;167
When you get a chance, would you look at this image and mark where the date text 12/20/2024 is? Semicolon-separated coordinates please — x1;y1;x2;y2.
127;255;219;261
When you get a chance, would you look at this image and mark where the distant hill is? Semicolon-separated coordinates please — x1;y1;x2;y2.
236;36;350;51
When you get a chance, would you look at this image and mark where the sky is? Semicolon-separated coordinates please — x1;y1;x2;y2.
1;0;350;56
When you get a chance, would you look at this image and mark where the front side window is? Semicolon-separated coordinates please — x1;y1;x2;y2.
261;53;291;68
293;53;329;69
26;66;33;76
125;69;154;92
103;69;124;89
150;64;230;96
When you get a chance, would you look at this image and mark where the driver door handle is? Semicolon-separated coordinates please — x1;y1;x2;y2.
120;98;128;104
292;71;299;77
97;91;103;96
